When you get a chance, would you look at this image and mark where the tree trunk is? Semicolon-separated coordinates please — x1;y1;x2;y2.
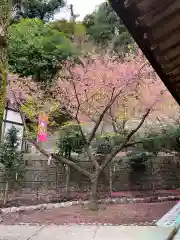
65;165;70;199
109;164;113;197
0;69;7;138
0;0;10;139
3;180;9;205
89;175;99;211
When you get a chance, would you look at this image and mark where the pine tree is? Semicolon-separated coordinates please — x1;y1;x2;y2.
0;126;25;204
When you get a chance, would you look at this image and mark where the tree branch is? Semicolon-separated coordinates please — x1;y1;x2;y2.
109;107;118;133
52;154;91;178
157;117;167;134
9;81;28;129
30;140;91;178
87;88;116;145
71;79;100;170
86;61;146;144
9;76;93;177
71;79;81;120
100;108;151;171
14;103;92;178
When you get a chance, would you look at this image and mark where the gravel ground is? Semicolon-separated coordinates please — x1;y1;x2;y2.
0;201;177;226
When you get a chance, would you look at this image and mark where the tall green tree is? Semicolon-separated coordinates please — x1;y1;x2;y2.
49;20;87;49
0;0;23;138
49;20;75;39
8;18;78;84
83;2;134;53
0;126;25;204
13;0;65;22
0;0;11;138
83;13;95;29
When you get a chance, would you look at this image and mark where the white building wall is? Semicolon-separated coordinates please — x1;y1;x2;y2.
6;110;23;124
2;109;24;150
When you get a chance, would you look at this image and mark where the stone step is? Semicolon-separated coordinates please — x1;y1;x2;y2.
93;226;176;240
0;225;176;240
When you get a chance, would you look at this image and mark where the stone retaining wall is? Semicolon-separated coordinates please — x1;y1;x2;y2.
1;155;180;195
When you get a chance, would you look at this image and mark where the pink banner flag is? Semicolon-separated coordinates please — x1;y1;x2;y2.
37;112;48;142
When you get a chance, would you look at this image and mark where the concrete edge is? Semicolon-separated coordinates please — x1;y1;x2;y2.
0;195;179;215
156;202;180;228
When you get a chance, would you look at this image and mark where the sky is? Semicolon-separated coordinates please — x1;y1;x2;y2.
55;0;105;21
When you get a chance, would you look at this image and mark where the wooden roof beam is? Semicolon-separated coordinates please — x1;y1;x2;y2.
159;39;180;56
148;25;180;46
150;7;180;30
110;0;180;104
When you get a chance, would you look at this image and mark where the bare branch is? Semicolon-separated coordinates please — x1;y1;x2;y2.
109;107;118;133
87;88;116;145
8;81;28;128
76;121;99;168
71;79;100;170
52;154;91;178
86;63;147;145
83;90;101;120
71;79;81;119
9;82;92;177
80;108;97;123
157;117;168;134
30;140;91;178
100;108;151;171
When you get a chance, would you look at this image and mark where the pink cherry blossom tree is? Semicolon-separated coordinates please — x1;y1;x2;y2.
45;54;166;208
9;53;170;209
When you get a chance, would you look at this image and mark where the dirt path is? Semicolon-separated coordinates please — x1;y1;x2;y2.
1;201;177;225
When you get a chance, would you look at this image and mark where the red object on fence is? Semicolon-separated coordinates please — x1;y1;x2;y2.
37;112;48;142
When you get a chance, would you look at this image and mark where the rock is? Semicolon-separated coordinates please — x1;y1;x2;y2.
53;203;59;209
83;200;89;205
71;201;79;206
25;205;37;211
46;203;55;210
169;196;179;200
35;204;42;210
158;197;168;202
1;208;9;214
30;205;36;211
15;207;20;212
132;198;140;203
40;204;47;210
62;202;73;207
120;197;128;204
10;207;18;213
135;198;144;203
19;206;27;212
59;202;66;208
104;198;112;204
111;198;118;204
53;203;62;209
129;198;135;204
